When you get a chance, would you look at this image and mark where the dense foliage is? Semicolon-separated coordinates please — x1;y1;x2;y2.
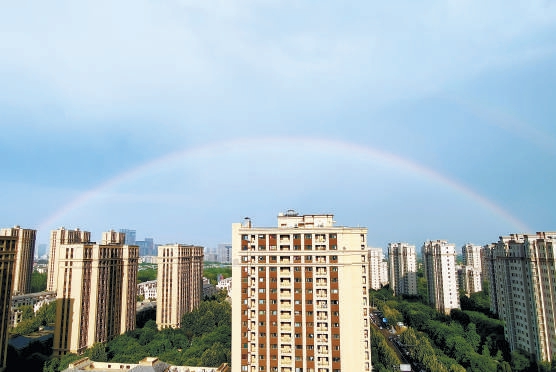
43;293;231;371
11;301;56;336
31;271;48;293
137;268;157;283
370;326;400;371
203;266;231;285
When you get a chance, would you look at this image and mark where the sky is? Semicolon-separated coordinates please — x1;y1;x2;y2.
1;1;556;252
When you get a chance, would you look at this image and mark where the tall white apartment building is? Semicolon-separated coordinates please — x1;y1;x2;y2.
388;243;418;296
0;226;36;295
47;228;90;292
457;266;482;296
462;243;483;274
486;232;556;363
369;247;385;290
156;244;204;329
53;237;138;355
232;211;372;372
422;240;460;314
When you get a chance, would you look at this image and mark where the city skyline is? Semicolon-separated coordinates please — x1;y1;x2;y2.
2;2;556;251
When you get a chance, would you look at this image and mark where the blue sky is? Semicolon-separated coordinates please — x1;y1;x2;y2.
2;1;556;251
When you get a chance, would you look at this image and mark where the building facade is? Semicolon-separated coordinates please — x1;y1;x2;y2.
0;226;36;295
119;229;137;245
422;240;460;314
232;212;372;372
457;266;482;296
0;236;16;372
53;240;139;355
137;280;157;301
47;228;91;292
462;243;483;270
369;247;385;290
156;244;204;329
487;232;556;362
388;242;418;297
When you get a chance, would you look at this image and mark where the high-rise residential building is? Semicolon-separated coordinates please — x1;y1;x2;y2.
232;211;372;372
217;244;232;264
0;226;36;295
53;236;138;355
486;232;556;363
156;244;204;329
483;243;498;313
119;228;136;245
136;238;155;256
0;236;16;372
457;266;482;296
462;243;483;274
47;228;91;292
422;240;460;314
388;242;418;297
369;247;385;290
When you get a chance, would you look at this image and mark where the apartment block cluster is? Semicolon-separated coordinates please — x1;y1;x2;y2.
231;211;556;372
0;226;204;372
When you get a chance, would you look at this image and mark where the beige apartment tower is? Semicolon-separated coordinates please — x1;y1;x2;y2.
0;226;36;295
388;242;418;297
47;228;91;292
0;236;17;372
156;244;204;329
53;239;138;355
487;232;556;363
232;211;372;372
422;240;460;314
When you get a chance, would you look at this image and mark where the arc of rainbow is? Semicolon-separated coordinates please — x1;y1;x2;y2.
38;136;530;234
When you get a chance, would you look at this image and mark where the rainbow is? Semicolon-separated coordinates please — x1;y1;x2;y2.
37;136;530;235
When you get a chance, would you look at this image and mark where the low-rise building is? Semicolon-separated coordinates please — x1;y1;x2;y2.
10;291;56;327
64;357;229;372
137;280;157;301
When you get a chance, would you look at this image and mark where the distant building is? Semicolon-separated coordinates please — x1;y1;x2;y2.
53;237;139;355
369;247;385;290
388;242;418;296
457;266;482;296
217;243;232;264
37;243;48;259
137;280;157;301
0;226;36;295
10;291;56;327
139;256;158;264
136;238;155;256
232;211;372;372
47;228;91;292
156;244;204;329
0;235;17;372
119;229;136;245
422;240;460;314
486;232;556;363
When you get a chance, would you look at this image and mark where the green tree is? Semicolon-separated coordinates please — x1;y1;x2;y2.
464;323;481;352
31;271;47;292
20;305;35;321
89;343;108;362
36;301;57;325
510;350;531;372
